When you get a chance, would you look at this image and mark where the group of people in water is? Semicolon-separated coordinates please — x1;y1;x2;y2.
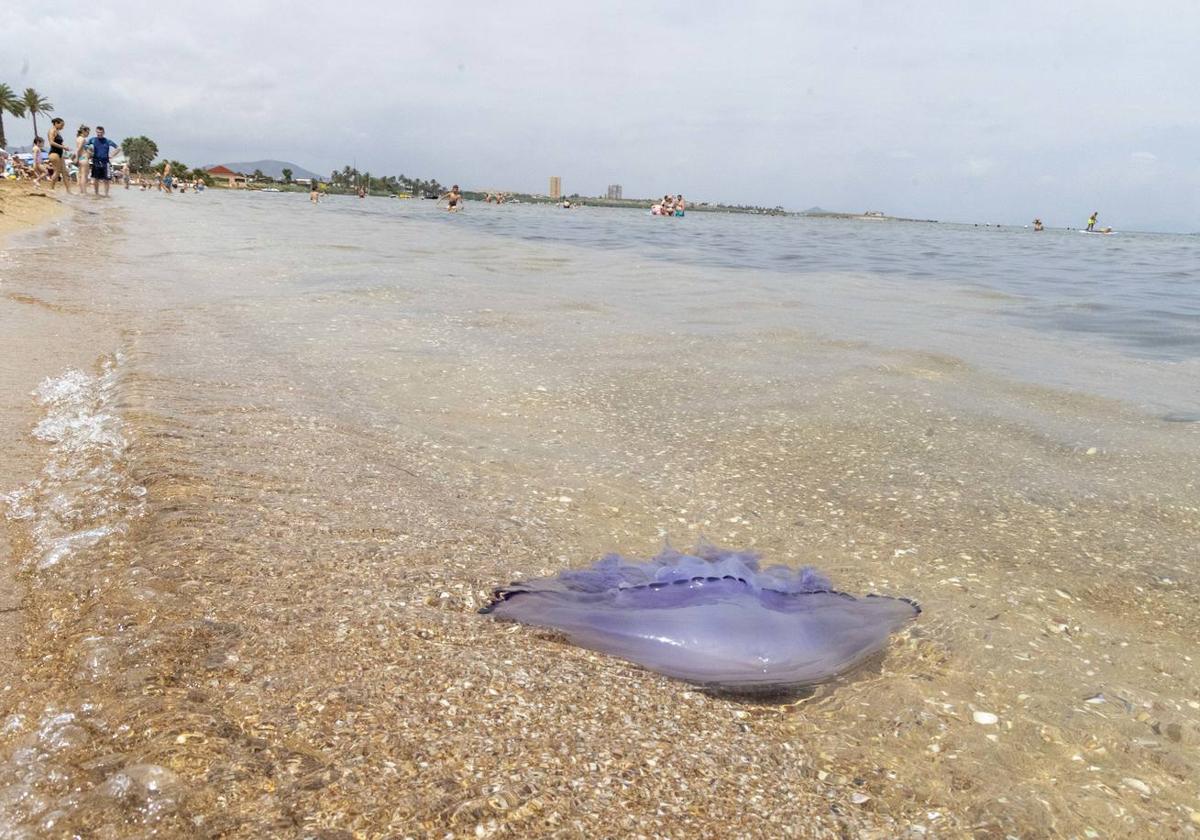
652;194;686;216
444;188;684;215
1028;211;1113;233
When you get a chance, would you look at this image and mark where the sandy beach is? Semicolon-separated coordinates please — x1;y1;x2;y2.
0;193;1197;838
0;181;66;243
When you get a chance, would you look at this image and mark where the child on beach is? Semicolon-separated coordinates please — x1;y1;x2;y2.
32;138;46;185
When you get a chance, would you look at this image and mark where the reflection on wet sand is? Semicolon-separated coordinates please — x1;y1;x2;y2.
1;197;1198;837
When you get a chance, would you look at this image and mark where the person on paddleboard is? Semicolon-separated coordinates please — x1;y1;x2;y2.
1087;211;1098;232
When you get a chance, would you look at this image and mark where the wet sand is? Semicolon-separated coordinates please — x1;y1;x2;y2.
0;195;131;780
0;184;70;695
1;198;1198;838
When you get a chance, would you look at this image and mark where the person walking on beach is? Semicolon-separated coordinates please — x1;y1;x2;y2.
74;125;91;191
85;126;119;197
45;118;71;193
1086;211;1098;232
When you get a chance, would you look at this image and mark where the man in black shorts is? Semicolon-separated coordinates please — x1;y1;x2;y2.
86;126;120;197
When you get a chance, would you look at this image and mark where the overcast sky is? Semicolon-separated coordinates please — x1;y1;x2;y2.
4;2;1198;230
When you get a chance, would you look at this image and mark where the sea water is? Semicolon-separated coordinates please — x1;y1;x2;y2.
0;191;1197;836
93;192;1200;415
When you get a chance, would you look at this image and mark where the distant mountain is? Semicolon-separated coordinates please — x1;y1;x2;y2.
208;159;322;181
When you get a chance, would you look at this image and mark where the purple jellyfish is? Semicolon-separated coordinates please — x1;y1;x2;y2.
481;544;920;693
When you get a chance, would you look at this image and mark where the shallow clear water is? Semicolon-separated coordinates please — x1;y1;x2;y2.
459;204;1200;364
118;191;1200;417
1;192;1197;838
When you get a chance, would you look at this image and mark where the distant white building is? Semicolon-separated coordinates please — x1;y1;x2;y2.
606;184;623;200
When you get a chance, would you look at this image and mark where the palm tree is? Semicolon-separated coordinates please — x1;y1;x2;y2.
0;84;25;150
20;88;53;140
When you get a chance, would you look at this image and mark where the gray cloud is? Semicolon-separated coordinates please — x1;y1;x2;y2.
4;1;1198;230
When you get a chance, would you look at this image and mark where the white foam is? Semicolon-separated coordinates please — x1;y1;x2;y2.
2;355;142;572
32;369;93;406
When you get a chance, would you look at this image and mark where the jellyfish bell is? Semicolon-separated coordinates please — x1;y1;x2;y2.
481;545;920;693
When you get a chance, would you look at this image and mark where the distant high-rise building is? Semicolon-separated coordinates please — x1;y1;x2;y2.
606;184;623;200
549;176;562;199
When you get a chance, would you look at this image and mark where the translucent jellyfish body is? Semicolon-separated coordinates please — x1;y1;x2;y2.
482;545;919;693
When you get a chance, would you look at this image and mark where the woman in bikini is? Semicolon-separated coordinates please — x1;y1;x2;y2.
75;125;91;191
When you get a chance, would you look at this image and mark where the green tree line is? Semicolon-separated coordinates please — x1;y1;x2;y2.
327;165;443;197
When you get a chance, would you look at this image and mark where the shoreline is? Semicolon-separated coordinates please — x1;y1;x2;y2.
0;182;68;698
0;189;116;708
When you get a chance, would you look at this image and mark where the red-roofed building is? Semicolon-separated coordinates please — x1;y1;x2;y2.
206;165;247;189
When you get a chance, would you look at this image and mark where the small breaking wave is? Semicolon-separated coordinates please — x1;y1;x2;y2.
0;354;170;836
2;355;144;571
0;707;183;837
